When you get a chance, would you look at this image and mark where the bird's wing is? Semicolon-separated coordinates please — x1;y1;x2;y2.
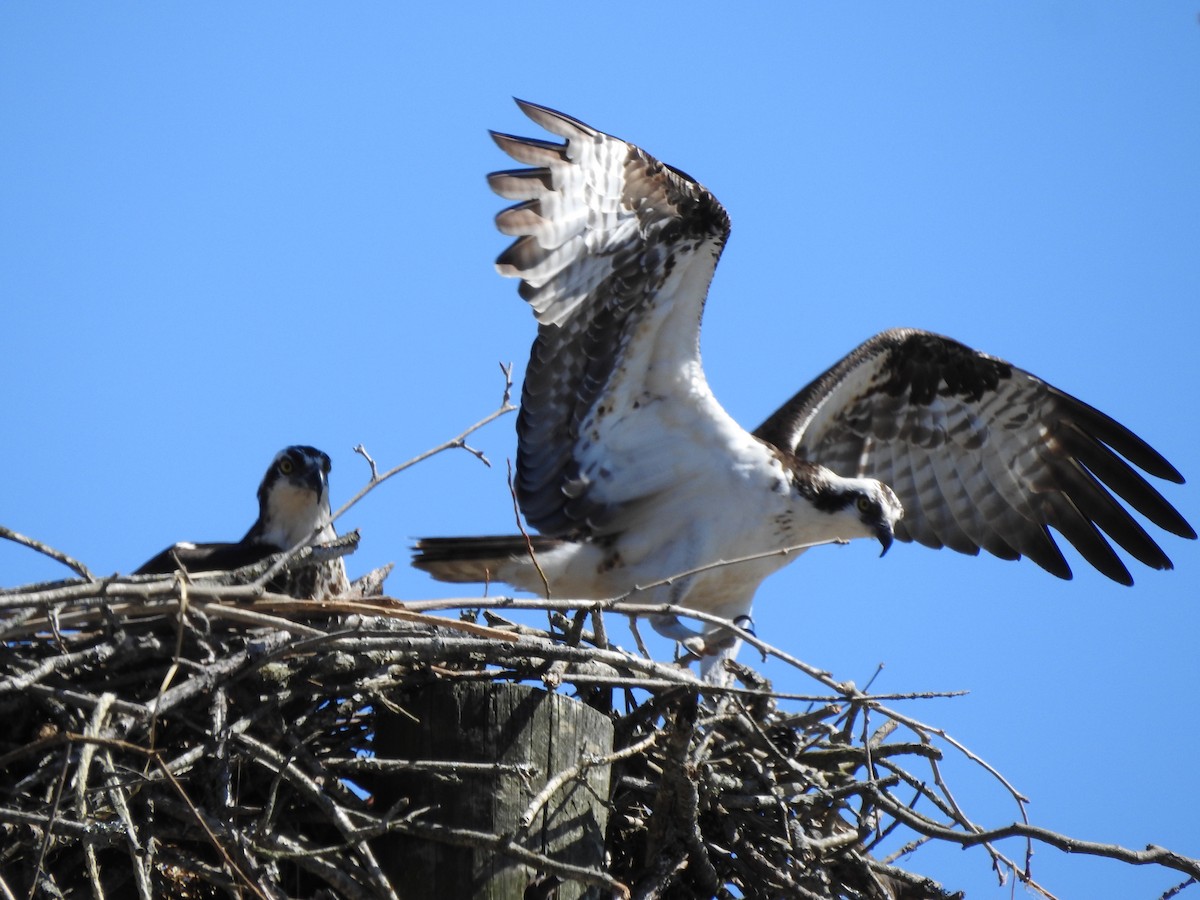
490;100;732;537
753;328;1194;584
134;541;278;576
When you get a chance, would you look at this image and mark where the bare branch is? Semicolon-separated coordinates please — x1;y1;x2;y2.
867;783;1200;882
353;443;380;481
507;457;551;600
0;525;95;582
518;731;659;830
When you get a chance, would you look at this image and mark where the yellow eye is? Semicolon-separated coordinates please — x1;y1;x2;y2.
856;495;873;514
279;457;295;475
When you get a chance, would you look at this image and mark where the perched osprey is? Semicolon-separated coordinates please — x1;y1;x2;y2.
413;100;1194;658
137;445;350;600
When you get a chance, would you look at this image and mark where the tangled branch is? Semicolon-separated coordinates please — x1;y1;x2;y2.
1;396;1197;898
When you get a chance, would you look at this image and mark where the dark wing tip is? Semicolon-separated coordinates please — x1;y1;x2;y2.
512;98;599;139
1055;386;1188;484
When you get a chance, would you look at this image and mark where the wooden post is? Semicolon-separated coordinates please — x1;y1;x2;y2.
371;682;614;899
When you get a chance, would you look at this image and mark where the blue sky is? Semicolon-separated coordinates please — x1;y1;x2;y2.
3;4;1198;896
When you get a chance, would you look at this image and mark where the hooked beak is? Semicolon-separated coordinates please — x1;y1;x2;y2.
876;523;895;557
300;463;327;498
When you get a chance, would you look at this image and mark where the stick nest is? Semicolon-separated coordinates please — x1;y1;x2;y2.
2;550;1197;900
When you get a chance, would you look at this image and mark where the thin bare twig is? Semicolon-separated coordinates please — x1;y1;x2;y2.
353;443;380;481
0;525;95;582
518;731;659;830
388;816;630;898
29;745;72;900
147;576;189;753
506;457;551;600
866;783;1200;881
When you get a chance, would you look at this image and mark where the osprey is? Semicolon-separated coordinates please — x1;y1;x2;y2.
137;445;350;600
413;100;1194;658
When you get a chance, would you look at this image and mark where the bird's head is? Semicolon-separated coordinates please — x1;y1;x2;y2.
812;474;904;556
255;445;335;549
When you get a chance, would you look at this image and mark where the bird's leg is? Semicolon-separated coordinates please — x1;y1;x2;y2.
648;612;707;644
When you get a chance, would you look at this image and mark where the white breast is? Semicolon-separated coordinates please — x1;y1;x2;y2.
260;483;333;549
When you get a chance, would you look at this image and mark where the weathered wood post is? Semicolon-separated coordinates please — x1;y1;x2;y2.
372;681;614;899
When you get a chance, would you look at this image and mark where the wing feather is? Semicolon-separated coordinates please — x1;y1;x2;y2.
487;168;553;200
490;99;731;537
755;328;1194;583
1055;419;1192;537
489;132;567;167
135;541;277;575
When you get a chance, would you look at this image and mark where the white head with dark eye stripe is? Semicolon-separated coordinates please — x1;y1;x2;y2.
255;445;335;550
809;474;904;555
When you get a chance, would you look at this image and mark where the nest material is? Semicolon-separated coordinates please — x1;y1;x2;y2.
1;551;1193;899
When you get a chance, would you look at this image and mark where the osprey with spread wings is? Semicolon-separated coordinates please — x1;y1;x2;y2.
414;100;1193;657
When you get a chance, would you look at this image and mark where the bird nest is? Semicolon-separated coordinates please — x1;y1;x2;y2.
5;540;1199;900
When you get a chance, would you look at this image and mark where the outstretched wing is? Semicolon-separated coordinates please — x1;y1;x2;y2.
754;328;1194;584
490;100;731;537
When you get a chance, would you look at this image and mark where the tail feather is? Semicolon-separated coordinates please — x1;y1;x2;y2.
411;534;563;584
